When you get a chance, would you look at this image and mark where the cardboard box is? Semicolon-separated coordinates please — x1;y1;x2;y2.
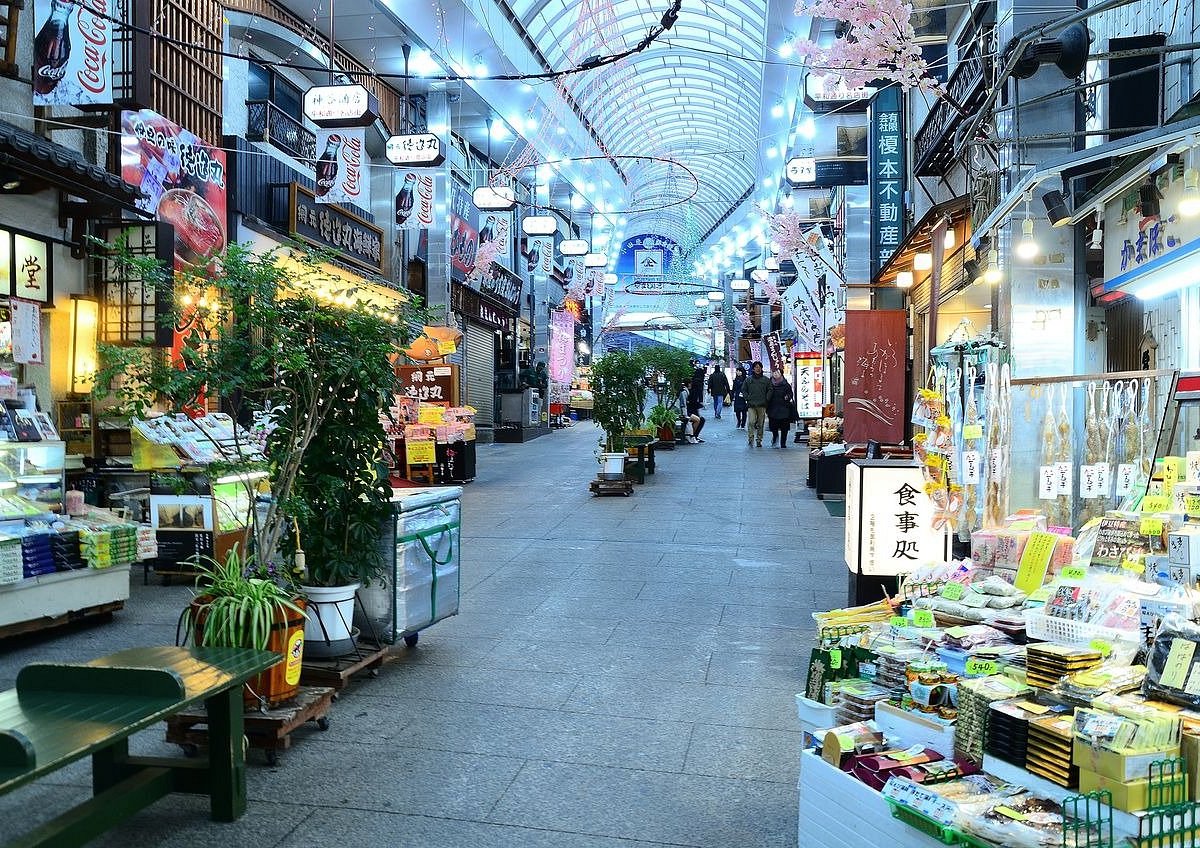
1078;769;1152;812
1168;529;1200;567
1071;739;1178;782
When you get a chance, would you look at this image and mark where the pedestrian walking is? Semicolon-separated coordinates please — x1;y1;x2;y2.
766;367;795;448
731;366;748;428
690;361;706;411
677;380;705;443
707;365;730;420
742;361;771;447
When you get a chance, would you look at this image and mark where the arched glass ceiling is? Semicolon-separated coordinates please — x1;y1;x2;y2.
507;0;768;247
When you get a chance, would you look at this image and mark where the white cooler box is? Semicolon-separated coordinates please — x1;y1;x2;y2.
358;486;462;643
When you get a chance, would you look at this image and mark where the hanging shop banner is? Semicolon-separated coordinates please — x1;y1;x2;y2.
449;182;478;283
869;86;906;279
846;461;949;576
11;298;42;365
520;236;553;278
395;170;436;231
843;309;906;444
313;127;367;207
794;352;824;418
763;332;785;373
748;339;763;366
783;275;823;351
8;232;52;303
32;0;113;106
548;308;575;384
120;110;228;274
289;183;384;274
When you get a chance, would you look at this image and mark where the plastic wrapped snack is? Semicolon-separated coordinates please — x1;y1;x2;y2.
1144;615;1200;709
960;795;1065;848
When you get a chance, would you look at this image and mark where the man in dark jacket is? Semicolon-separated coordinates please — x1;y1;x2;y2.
707;366;730;420
741;361;771;447
690;363;706;412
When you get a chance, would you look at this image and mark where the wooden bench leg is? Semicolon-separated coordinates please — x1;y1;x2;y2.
205;686;247;822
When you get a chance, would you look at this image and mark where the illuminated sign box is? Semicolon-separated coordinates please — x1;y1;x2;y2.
303;84;380;128
845;460;950;576
473;185;517;211
385;133;445;166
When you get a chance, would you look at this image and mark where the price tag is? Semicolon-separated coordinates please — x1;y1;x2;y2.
1187;451;1200;483
990;448;1002;478
1015;532;1058;593
1116;463;1136;496
965;658;998;676
1055;461;1073;496
1164;457;1185;487
1122;556;1146;574
829;649;842;670
889;616;909;628
962;423;984;441
1080;465;1099;499
1141;494;1172;513
1089;639;1113;657
1038;465;1057;500
995;806;1029;822
941;582;965;601
913;610;935;628
1185;494;1200;518
962;451;981;484
1095;462;1112;496
1061;565;1088;580
1160;639;1198;689
1141;517;1164;537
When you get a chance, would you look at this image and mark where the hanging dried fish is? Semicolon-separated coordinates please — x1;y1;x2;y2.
1055;384;1074;528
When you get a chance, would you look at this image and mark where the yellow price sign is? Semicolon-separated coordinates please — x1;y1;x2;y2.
1122;556;1146;574
1061;566;1088;580
889;616;909;628
1140;495;1173;513
418;405;447;424
1089;639;1113;657
829;649;842;670
1185;494;1200;517
406;439;437;464
1015;532;1057;594
1141;517;1164;537
962;424;984;440
941;583;965;601
965;658;998;676
912;610;935;628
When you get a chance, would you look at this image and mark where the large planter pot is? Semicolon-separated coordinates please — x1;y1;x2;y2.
656;426;675;443
598;452;626;481
189;596;306;710
300;582;361;658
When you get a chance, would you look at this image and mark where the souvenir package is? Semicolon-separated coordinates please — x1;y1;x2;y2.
957;676;1031;764
960;795;1066;848
1145;615;1200;709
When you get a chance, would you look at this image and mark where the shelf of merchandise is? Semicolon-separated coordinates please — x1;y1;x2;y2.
0;565;131;634
798;749;950;848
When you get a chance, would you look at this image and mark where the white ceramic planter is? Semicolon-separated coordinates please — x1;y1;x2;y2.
299;582;360;657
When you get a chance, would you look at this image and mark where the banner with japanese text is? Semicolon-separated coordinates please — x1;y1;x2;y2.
843;309;906;444
32;0;113;106
869;86;905;278
548;308;575;384
314;127;367;207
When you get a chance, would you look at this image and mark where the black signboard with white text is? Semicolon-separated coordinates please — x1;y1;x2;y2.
869;87;906;279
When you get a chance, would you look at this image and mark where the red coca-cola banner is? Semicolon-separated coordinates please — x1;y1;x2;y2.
314;127;367;207
843;309;907;445
395;169;435;232
32;0;113;106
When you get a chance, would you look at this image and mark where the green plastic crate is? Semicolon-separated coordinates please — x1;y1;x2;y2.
888;802;959;844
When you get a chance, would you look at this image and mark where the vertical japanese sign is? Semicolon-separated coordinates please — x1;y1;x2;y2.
843;310;906;444
394;170;436;231
314;127;367;207
11;234;51;303
10;299;43;364
795;352;824;418
548;308;574;384
763;332;784;373
449;183;479;283
32;0;113;106
846;463;948;576
869;86;905;279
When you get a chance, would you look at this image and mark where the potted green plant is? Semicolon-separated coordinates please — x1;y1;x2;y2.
589;350;648;479
182;546;307;709
647;404;678;445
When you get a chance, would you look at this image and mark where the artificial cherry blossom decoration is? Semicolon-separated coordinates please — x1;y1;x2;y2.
735;308;753;331
792;0;938;93
470;239;504;282
761;277;782;306
763;207;807;263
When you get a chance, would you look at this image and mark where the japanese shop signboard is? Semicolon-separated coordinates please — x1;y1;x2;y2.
794;351;824;419
843;310;906;444
32;0;113;107
846;461;950;576
869;86;906;278
289;184;384;274
397;365;458;405
385;133;445;167
1101;168;1200;297
303;84;380;128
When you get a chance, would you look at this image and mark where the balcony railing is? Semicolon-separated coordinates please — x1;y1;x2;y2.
246;99;316;164
912;28;994;177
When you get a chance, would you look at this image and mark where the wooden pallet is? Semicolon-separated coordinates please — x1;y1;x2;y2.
0;600;123;641
299;641;388;690
589;478;634;496
165;685;335;766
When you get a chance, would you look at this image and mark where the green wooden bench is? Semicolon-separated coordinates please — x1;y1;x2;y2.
0;645;278;848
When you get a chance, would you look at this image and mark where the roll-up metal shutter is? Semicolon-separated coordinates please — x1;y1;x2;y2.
464;320;496;426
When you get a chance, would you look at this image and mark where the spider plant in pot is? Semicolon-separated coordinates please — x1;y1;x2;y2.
181;546;307;710
646;403;678;444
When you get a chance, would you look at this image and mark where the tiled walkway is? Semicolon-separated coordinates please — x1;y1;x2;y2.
0;411;847;847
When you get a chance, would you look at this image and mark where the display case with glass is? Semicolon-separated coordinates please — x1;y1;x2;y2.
0;440;65;516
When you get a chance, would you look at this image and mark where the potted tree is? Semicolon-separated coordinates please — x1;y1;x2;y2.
589;350;648;480
182;546;307;709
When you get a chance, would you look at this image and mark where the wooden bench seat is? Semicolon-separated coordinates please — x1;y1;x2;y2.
0;645;278;848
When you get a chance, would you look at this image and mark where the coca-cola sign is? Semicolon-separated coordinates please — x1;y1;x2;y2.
32;0;113;106
314;127;368;208
395;169;436;232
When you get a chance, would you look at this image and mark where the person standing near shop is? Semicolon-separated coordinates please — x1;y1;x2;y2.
707;365;730;420
689;361;706;413
731;365;748;429
677;380;705;443
766;366;796;448
742;361;771;447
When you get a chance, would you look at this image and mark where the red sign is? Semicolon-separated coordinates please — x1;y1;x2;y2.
314;127;366;206
843;310;906;444
32;0;113;106
449;183;479;282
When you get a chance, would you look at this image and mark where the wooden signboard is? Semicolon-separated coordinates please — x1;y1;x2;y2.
396;364;459;406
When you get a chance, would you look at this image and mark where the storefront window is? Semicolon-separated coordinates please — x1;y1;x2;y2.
935;279;992;344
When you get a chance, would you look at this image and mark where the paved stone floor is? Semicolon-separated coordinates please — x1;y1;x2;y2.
0;411;848;847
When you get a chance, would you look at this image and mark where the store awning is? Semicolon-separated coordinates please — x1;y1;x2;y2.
0;121;139;206
873;196;972;286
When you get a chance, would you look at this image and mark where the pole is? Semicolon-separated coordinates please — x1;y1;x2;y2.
327;0;335;84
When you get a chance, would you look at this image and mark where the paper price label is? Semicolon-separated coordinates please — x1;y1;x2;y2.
1061;566;1088;580
1165;457;1185;487
1185;494;1200;518
912;610;935;628
1038;465;1057;500
1095;462;1112;497
965;658;998;676
962;423;984;441
962;451;981;484
1055;461;1073;497
1141;517;1164;537
1116;463;1136;496
1122;557;1146;574
828;649;842;670
1187;451;1200;483
996;806;1030;822
941;582;965;600
1090;639;1113;657
1141;495;1173;513
1080;465;1099;499
889;616;909;628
